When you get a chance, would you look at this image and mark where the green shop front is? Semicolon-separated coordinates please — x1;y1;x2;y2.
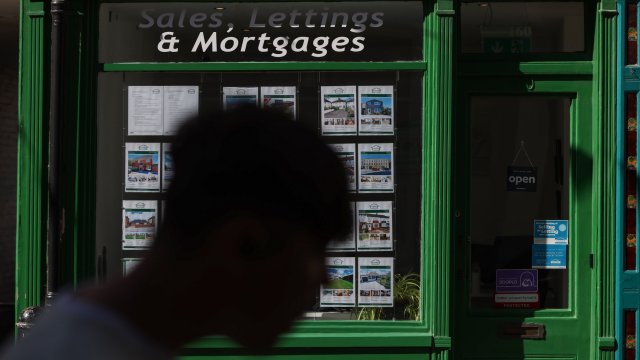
16;0;618;359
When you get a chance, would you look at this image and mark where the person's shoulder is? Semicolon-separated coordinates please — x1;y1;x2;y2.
0;295;171;360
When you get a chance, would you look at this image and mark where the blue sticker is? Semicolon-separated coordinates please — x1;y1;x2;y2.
533;220;569;245
532;244;567;269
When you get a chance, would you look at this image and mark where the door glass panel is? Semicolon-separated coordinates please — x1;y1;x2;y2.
628;3;638;65
461;2;584;54
469;96;569;309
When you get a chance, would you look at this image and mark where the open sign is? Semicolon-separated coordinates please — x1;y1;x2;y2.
507;166;537;192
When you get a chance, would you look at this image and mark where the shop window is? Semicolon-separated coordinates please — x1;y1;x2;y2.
460;2;584;54
469;97;569;309
96;71;423;321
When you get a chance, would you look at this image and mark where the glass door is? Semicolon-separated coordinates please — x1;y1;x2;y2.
453;78;593;359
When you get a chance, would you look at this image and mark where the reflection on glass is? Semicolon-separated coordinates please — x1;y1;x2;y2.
461;2;584;54
626;93;638;271
469;97;569;309
628;3;638;65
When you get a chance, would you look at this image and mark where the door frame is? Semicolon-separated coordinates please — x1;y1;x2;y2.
452;76;594;359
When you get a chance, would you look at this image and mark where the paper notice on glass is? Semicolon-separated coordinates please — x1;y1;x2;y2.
128;86;164;135
358;143;394;193
122;200;157;249
122;258;143;277
358;257;394;307
125;143;161;192
327;202;356;251
358;86;394;135
320;257;356;307
329;144;356;192
261;86;296;120
321;86;357;136
223;87;259;111
357;201;393;251
163;86;199;135
162;143;174;192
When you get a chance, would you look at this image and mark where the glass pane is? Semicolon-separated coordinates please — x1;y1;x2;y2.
628;3;638;65
627;93;638;271
99;2;424;62
461;2;584;54
625;310;637;360
96;71;423;321
469;96;569;309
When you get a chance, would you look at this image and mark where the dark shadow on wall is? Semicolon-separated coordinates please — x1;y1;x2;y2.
0;7;19;344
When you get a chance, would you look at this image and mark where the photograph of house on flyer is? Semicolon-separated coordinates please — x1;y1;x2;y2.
329;143;356;192
223;87;259;110
320;257;356;307
125;143;161;192
321;86;357;136
122;201;157;249
357;201;393;251
358;86;394;135
358;143;394;193
327;202;356;251
261;86;296;120
358;258;394;307
128;86;163;135
162;143;173;192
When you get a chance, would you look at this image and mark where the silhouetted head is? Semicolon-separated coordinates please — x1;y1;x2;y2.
155;107;351;350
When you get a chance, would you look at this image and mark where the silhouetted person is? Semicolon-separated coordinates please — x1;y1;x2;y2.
1;107;351;359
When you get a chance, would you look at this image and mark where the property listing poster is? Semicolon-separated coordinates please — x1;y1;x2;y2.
321;86;357;136
328;143;356;192
358;143;394;193
358;86;394;135
128;86;163;135
125;143;161;192
327;202;356;251
358;257;394;307
122;200;157;249
163;86;199;135
223;87;259;110
162;143;174;192
261;86;296;120
122;258;143;277
357;201;393;251
320;257;356;307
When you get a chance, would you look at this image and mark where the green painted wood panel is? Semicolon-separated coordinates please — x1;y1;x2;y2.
15;0;45;325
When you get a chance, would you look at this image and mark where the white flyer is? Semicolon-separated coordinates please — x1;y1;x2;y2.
122;200;157;249
358;86;394;135
357;201;393;251
327;202;356;251
358;257;394;307
163;86;199;135
358;143;394;193
125;143;161;192
261;86;296;120
320;257;356;307
162;143;174;192
223;87;259;110
321;86;357;136
128;86;164;135
122;258;143;276
328;144;356;192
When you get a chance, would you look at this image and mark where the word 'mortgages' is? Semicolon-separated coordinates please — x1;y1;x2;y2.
189;32;365;58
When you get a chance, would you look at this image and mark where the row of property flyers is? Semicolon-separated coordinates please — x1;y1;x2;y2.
329;143;394;193
125;143;173;193
320;257;394;308
128;86;199;136
327;202;394;252
322;86;394;136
